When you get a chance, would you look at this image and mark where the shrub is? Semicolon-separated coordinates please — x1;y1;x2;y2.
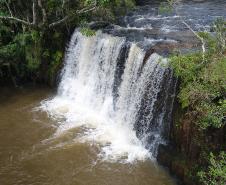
198;152;226;185
170;19;226;129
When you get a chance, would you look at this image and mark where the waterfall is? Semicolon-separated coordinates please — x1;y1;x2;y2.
41;31;176;163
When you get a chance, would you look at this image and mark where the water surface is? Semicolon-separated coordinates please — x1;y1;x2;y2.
0;87;175;185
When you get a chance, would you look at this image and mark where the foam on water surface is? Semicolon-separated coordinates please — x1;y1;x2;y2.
40;31;174;163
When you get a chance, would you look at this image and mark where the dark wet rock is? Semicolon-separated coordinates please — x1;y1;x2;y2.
143;48;155;63
157;99;226;185
88;21;111;30
192;0;206;2
101;1;226;184
104;27;201;55
157;144;174;168
113;42;131;100
157;144;195;185
103;0;226;56
135;0;163;6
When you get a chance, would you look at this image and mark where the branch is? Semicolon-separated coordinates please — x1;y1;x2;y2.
38;0;47;24
49;5;96;28
48;16;69;28
172;1;206;62
4;0;22;27
76;5;96;14
32;0;37;25
0;16;32;26
62;0;65;8
5;0;13;17
181;20;206;62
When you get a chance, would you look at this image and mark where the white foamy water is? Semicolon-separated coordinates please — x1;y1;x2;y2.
40;31;175;163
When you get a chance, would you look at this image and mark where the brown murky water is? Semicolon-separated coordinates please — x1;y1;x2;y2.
0;87;176;185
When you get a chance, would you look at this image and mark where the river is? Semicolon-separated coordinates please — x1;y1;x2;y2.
0;87;175;185
1;0;225;185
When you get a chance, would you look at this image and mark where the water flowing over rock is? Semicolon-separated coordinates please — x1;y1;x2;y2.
41;0;226;163
41;31;177;162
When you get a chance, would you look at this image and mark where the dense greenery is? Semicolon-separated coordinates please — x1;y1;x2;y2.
170;18;226;130
0;0;135;85
170;19;226;185
0;1;225;184
198;152;226;185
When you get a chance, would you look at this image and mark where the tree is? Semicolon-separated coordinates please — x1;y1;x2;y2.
0;0;104;30
0;0;135;84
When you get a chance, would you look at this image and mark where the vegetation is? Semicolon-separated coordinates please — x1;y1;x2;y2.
198;152;226;185
0;1;225;185
158;1;226;184
170;18;226;185
0;0;135;85
170;18;226;130
159;0;174;14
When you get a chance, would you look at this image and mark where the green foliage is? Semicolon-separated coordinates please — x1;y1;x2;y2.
0;0;135;84
213;18;226;53
170;19;226;129
159;3;172;14
14;31;41;72
158;0;175;14
171;54;226;129
198;101;226;129
80;27;96;37
198;152;226;185
48;50;63;82
85;0;110;6
198;18;226;55
0;29;42;83
170;53;203;85
0;42;18;59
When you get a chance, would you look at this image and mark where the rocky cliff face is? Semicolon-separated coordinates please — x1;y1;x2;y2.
157;98;226;185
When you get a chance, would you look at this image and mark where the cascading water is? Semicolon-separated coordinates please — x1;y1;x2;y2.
2;1;226;185
41;30;176;162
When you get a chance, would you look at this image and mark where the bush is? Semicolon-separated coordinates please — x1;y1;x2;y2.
80;27;96;37
170;19;226;129
198;152;226;185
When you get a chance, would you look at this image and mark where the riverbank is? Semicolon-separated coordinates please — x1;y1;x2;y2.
0;1;225;185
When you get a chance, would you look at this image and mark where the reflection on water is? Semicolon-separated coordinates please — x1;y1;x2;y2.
0;87;176;185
